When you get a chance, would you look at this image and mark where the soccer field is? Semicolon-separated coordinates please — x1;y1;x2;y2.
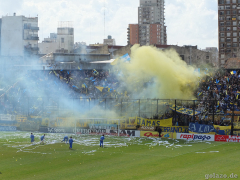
0;132;239;180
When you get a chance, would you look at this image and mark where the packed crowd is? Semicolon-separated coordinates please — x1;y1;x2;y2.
0;69;127;116
195;69;240;125
0;68;239;126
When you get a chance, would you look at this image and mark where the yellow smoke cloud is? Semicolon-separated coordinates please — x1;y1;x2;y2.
115;45;201;100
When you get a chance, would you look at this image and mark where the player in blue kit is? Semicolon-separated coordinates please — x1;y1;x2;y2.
62;136;68;144
100;135;105;147
40;134;45;144
69;137;73;149
30;133;34;144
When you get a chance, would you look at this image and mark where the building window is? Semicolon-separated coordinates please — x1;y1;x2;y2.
219;6;224;10
226;16;231;20
219;16;224;20
233;38;237;42
227;33;231;37
180;55;184;60
220;27;225;31
61;38;64;43
233;27;237;31
233;32;237;36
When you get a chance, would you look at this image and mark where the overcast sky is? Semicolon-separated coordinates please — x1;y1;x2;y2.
0;0;218;49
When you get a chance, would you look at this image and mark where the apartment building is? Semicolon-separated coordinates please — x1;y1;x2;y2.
218;0;240;67
103;35;116;46
38;22;74;55
0;13;39;57
128;0;167;46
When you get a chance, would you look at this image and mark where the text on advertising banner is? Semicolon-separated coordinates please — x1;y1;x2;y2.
176;133;214;141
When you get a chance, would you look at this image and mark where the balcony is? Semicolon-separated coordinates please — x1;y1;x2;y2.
24;45;39;51
24;26;39;31
25;35;39;40
30;26;39;30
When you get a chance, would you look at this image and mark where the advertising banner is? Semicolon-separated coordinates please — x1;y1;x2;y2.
213;125;231;135
0;115;15;121
215;135;240;142
161;126;189;133
189;123;215;134
125;117;137;129
189;123;231;135
136;117;172;127
138;126;155;131
106;130;140;137
16;116;27;122
0;126;17;131
89;124;117;130
75;128;107;134
176;133;214;141
214;135;229;142
140;131;175;139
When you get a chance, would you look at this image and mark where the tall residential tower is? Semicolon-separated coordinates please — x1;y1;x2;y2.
128;0;167;46
218;0;240;67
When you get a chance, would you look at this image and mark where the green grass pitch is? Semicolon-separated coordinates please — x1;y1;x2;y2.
0;132;239;180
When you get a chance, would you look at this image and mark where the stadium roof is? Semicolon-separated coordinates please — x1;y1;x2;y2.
89;59;115;64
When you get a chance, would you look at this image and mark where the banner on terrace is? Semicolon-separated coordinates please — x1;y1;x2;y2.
189;123;231;135
161;126;189;133
120;117;172;129
160;102;201;116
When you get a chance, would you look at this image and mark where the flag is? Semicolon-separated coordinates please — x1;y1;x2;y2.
96;86;104;92
72;85;78;89
120;53;131;62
